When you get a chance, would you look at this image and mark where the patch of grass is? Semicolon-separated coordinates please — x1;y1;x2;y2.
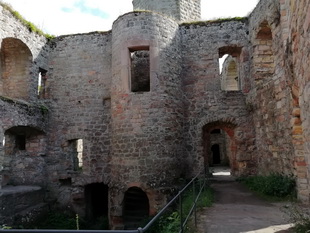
32;212;78;230
147;185;214;233
238;173;296;201
294;220;310;233
28;211;109;230
0;1;54;39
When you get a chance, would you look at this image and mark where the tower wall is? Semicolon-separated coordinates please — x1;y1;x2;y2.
110;11;184;226
132;0;201;22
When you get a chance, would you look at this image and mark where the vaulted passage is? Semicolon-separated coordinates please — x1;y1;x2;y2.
123;187;149;229
211;144;221;164
85;183;109;220
203;123;237;174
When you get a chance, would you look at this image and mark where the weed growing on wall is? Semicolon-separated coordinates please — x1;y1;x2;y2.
0;1;54;39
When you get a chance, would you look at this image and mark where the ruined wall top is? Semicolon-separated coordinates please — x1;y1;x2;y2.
132;0;201;22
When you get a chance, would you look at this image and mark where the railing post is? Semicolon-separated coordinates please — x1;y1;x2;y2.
179;192;183;233
193;179;197;227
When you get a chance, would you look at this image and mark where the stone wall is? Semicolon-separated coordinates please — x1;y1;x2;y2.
110;11;184;225
132;0;200;22
246;0;310;202
0;98;49;188
45;32;112;213
285;0;310;202
179;0;201;22
247;0;296;176
1;0;310;228
180;19;256;176
0;5;49;102
0;5;49;192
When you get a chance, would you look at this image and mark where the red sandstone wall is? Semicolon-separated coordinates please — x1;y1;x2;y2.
180;20;256;176
46;32;112;213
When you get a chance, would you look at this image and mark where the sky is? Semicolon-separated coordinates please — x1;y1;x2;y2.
3;0;260;36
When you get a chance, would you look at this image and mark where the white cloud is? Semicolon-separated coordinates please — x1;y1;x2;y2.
3;0;259;36
202;0;259;20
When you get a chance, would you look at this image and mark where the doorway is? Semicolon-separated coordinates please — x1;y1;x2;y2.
85;183;109;220
211;144;221;164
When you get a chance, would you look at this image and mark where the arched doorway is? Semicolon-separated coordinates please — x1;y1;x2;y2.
203;122;237;175
123;187;149;229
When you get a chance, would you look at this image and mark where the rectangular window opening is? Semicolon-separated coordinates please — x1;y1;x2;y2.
76;139;83;169
130;47;150;92
38;68;47;98
70;139;83;171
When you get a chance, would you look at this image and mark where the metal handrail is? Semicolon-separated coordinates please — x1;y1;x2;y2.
1;170;208;233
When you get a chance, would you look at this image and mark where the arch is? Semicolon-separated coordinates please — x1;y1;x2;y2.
221;56;239;91
198;116;238;129
202;121;237;174
0;38;33;100
123;187;149;229
253;20;275;81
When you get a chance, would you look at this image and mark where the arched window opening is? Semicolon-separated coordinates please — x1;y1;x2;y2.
0;38;33;99
218;46;242;91
254;21;275;81
123;187;149;230
221;55;239;91
85;183;109;224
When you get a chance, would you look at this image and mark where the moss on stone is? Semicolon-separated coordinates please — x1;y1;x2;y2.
39;104;49;115
0;95;17;105
181;17;248;27
0;1;54;40
0;95;49;116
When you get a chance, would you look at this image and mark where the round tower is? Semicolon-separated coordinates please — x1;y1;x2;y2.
110;11;184;228
132;0;201;22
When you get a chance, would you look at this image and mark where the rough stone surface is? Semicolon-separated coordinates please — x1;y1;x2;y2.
0;0;310;229
132;0;201;22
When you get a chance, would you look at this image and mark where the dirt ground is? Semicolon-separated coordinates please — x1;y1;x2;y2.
196;167;294;233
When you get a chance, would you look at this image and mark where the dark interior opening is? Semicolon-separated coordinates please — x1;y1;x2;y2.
15;135;26;150
123;187;149;229
85;183;109;220
130;47;150;92
210;129;221;134
211;144;221;164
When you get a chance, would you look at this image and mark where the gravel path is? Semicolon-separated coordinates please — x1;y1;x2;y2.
196;168;294;233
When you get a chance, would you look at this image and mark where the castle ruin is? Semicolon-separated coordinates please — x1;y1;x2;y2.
0;0;310;229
